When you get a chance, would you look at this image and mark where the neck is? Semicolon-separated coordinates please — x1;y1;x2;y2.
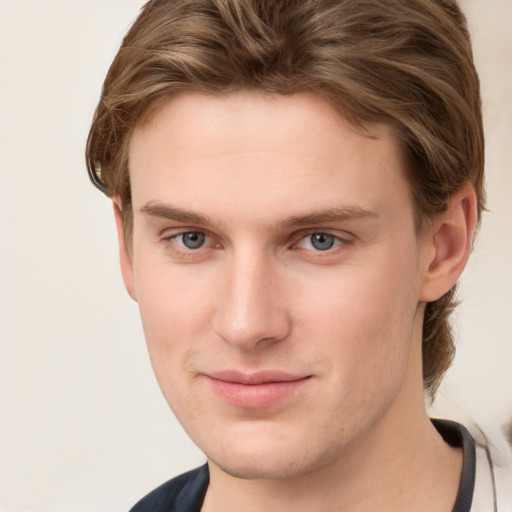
203;412;462;512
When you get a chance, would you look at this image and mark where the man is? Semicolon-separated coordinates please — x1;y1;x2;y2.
85;0;510;510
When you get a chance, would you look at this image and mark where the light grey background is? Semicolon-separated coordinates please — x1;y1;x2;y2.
0;1;510;510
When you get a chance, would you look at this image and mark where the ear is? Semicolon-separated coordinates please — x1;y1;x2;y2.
419;184;478;302
113;199;137;301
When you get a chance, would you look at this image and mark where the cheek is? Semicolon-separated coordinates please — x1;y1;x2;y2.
133;261;216;377
135;252;213;328
299;261;417;334
296;253;420;379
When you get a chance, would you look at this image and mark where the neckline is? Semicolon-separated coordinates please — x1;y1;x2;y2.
432;419;476;512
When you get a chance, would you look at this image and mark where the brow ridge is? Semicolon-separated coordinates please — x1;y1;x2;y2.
279;206;379;228
140;202;214;226
140;201;378;229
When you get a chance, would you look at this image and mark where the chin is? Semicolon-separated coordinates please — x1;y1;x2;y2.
202;428;339;481
208;451;320;481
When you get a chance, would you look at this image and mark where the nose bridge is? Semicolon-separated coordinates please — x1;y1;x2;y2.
213;245;290;349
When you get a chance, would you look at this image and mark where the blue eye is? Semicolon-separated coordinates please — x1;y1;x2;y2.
309;233;336;251
180;232;206;249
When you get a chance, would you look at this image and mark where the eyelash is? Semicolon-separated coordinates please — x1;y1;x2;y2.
161;229;352;256
162;229;351;247
291;231;350;252
162;230;217;256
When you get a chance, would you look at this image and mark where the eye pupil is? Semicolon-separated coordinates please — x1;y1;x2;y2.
182;232;206;249
310;233;335;251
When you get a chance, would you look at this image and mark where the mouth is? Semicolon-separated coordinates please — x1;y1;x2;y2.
204;370;312;409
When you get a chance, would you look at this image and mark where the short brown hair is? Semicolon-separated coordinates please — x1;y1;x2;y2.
86;0;485;398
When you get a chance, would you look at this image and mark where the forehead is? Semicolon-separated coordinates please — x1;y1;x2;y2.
128;90;410;223
132;89;397;159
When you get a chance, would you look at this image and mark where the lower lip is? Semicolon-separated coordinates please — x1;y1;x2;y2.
207;377;310;409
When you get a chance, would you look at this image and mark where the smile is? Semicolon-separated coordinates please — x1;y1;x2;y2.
204;371;312;409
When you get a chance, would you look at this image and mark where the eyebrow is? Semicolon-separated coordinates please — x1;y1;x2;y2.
140;202;215;226
140;201;379;228
278;206;379;228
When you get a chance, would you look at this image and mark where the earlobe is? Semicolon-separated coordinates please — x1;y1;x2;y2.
419;184;478;302
113;200;137;301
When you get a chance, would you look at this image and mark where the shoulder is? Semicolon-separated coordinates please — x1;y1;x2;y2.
129;464;209;512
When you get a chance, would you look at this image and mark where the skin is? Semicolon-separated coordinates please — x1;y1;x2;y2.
116;90;476;511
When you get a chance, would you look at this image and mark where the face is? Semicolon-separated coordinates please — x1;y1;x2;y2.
124;90;431;480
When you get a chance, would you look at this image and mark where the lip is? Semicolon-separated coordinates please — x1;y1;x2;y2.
204;370;312;409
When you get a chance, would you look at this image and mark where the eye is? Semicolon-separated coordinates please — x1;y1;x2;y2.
309;233;336;251
175;231;207;249
296;232;345;252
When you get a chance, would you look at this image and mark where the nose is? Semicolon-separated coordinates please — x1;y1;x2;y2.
212;249;292;351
